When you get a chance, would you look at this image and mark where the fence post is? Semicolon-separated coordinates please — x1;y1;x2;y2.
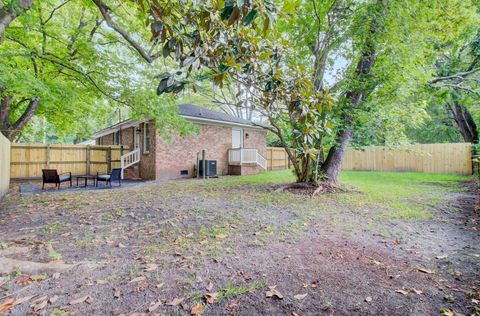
107;147;112;173
86;145;91;176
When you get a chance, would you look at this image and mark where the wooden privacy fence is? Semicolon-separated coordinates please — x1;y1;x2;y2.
10;143;128;179
267;143;472;175
267;147;291;170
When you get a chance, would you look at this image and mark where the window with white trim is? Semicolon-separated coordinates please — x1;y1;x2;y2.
113;131;120;145
143;123;150;153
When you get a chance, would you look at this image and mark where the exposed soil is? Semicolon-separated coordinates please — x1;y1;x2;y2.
0;176;478;315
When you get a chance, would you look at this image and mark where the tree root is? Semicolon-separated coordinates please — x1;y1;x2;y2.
0;257;74;275
311;182;349;197
0;247;30;257
275;182;354;196
275;183;315;193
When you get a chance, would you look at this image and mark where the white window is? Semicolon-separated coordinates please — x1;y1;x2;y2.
143;123;150;153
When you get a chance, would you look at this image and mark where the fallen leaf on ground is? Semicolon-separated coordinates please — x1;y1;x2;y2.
144;264;158;272
226;300;239;312
118;243;126;248
49;295;59;304
30;275;47;282
396;289;409;295
61;232;71;237
166;298;184;306
148;300;162;312
215;234;227;239
365;296;372;303
416;268;435;274
191;302;204;315
130;276;146;283
31;296;48;311
48;260;65;264
205;292;218;304
156;283;165;288
294;293;307;300
266;286;283;299
95;279;108;285
0;298;14;313
16;275;31;285
206;282;214;292
440;309;455;316
69;295;92;305
411;288;423;295
13;295;35;306
52;272;60;279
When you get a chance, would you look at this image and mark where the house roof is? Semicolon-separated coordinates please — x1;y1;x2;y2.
93;104;261;138
178;104;255;126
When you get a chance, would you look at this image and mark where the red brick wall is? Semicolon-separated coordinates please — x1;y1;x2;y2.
120;127;135;150
243;128;267;158
96;127;135;150
97;133;113;146
155;124;233;180
96;122;267;180
139;121;157;180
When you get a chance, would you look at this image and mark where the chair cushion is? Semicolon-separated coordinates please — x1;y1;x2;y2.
97;175;110;180
59;175;70;182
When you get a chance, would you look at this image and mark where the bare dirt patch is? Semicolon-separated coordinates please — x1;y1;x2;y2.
0;174;478;315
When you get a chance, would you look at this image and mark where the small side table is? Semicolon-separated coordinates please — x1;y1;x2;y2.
76;175;96;187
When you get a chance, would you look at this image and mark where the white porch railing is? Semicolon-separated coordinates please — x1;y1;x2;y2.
120;148;140;178
228;148;267;170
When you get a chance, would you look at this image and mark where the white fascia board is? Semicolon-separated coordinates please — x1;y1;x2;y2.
181;115;265;130
93;119;142;138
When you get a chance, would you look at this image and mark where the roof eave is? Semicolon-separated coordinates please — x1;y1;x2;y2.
93;115;265;139
181;115;264;129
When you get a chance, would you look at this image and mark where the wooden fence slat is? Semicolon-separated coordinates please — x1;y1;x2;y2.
266;143;472;175
10;143;128;179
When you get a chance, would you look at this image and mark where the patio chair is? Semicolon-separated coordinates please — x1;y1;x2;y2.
42;169;72;190
96;168;122;187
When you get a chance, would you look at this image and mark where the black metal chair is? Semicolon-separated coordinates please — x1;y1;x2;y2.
42;169;72;190
96;168;122;187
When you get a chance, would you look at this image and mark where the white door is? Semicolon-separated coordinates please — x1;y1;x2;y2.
232;128;243;148
134;126;140;150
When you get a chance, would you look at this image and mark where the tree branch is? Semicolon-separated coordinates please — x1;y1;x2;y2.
44;0;72;24
429;67;480;84
0;0;34;37
91;0;159;63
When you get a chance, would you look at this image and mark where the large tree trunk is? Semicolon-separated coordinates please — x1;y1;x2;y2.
0;90;40;141
447;100;478;143
0;0;34;38
321;0;388;183
322;116;353;182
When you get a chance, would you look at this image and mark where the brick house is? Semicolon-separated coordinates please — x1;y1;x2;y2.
93;104;267;180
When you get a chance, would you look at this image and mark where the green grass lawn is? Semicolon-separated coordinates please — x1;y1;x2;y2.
211;169;470;221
